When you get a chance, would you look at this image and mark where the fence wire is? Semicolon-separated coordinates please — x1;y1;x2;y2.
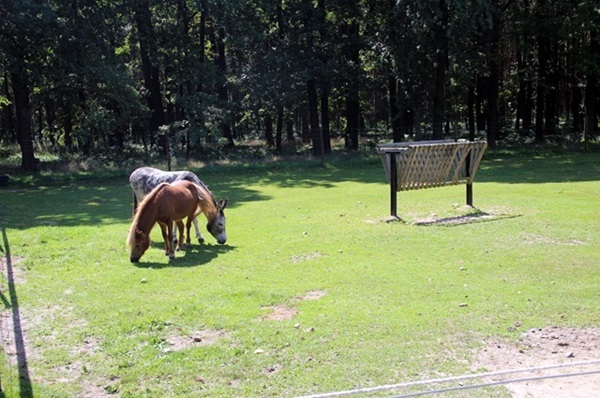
297;360;600;398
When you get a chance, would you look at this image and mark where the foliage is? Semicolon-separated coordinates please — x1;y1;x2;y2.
1;0;599;168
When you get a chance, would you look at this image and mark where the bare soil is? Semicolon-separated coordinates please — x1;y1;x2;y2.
261;290;327;321
474;326;600;397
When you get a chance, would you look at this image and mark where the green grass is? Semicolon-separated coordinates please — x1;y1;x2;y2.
0;150;599;397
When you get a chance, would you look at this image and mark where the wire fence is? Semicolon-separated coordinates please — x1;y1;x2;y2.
296;359;600;398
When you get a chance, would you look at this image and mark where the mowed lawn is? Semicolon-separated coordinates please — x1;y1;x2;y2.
0;150;599;397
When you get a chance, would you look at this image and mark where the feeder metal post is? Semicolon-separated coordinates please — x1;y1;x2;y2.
387;152;401;222
466;147;473;206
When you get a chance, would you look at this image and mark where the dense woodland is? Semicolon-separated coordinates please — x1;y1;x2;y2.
1;0;599;170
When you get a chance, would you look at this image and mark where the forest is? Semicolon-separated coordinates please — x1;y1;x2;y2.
1;0;599;171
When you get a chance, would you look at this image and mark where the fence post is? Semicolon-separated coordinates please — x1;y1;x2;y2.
466;147;473;206
387;153;401;222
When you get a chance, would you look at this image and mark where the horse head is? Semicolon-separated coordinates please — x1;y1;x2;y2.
207;198;228;244
130;227;150;262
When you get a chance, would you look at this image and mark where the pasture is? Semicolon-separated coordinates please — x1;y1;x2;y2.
0;150;599;397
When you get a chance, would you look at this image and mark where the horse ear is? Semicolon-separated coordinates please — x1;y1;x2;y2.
219;198;228;210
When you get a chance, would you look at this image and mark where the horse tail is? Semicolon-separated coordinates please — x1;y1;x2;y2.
132;193;138;216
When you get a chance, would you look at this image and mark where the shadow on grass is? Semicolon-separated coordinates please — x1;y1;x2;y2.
1;150;599;232
132;243;235;269
476;150;600;184
411;210;522;227
1;228;34;398
0;178;271;231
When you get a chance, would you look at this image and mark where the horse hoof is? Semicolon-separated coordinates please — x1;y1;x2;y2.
198;238;205;244
169;253;175;259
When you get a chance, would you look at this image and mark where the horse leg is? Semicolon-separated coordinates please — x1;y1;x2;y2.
193;216;204;243
175;220;185;251
172;225;179;246
158;222;169;256
186;218;193;246
166;221;175;259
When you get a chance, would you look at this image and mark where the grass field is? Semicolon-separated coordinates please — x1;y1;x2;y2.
0;149;599;397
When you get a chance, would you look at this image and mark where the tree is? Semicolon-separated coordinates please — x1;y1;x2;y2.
2;0;599;165
134;0;166;147
0;0;51;170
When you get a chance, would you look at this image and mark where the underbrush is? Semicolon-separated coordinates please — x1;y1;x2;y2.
0;139;383;187
1;136;598;188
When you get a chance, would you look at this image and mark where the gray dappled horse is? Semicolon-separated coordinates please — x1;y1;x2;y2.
129;167;227;245
127;181;203;262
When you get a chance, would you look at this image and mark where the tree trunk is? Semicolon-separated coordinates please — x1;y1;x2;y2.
286;118;294;141
301;112;310;143
389;76;403;142
2;72;16;143
11;72;38;171
432;0;448;141
535;1;550;143
584;77;598;144
535;33;549;143
523;79;533;131
343;21;360;150
215;26;234;146
307;78;321;156
545;39;559;137
345;94;360;150
63;104;74;150
515;50;525;131
485;0;501;148
467;84;475;141
345;81;360;149
584;30;599;145
265;112;274;147
572;79;582;133
134;0;165;135
317;0;331;154
320;87;331;154
276;105;283;153
476;75;486;131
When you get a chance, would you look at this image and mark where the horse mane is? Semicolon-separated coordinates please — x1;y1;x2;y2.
195;181;219;216
126;182;169;248
178;172;219;209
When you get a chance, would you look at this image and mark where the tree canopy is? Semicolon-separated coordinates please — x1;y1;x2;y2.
1;0;599;170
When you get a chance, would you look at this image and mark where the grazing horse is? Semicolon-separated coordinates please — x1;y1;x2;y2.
129;166;227;244
126;181;203;262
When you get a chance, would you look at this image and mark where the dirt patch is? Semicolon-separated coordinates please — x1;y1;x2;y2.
0;255;26;284
293;290;327;302
166;329;227;352
261;290;327;321
520;233;587;246
0;306;118;398
263;306;299;321
291;252;323;264
474;326;600;397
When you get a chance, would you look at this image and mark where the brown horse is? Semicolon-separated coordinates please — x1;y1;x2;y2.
129;166;227;245
126;181;204;262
